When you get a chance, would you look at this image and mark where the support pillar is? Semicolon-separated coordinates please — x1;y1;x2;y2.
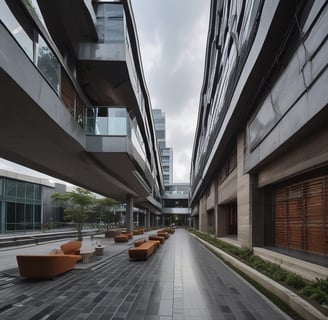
237;131;258;248
214;178;219;237
147;210;151;229
199;196;207;232
126;195;134;232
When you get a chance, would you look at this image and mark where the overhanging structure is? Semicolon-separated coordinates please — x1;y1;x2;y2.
0;0;163;219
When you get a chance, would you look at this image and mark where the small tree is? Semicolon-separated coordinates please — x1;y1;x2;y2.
51;187;95;241
95;197;117;230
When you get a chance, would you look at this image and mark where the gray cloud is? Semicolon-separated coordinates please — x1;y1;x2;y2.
132;0;210;182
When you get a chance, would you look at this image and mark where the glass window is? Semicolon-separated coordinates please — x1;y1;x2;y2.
16;181;26;201
6;179;16;200
158;141;165;149
164;199;188;208
34;205;41;229
26;183;35;201
6;202;16;230
95;3;124;43
25;204;33;223
156;130;165;139
34;185;42;202
37;36;61;93
16;203;25;230
104;4;124;43
0;177;2;197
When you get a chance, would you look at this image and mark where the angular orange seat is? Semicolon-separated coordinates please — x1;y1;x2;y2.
128;242;155;260
134;239;160;249
16;240;82;279
60;240;82;254
149;235;165;244
147;240;161;249
157;231;169;239
114;234;129;242
121;231;133;239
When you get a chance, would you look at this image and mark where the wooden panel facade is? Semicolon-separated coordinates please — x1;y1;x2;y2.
274;176;328;256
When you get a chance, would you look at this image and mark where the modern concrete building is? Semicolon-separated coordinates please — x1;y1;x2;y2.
190;0;328;264
152;109;190;225
152;109;173;185
0;0;164;231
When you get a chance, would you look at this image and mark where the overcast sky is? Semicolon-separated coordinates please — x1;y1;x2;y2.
132;0;210;182
0;0;210;185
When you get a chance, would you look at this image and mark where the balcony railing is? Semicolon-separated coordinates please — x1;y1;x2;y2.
85;107;146;162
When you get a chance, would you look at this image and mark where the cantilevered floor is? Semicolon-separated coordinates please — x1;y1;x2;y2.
0;229;290;319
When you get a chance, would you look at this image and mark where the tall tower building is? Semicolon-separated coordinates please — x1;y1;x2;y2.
152;109;173;185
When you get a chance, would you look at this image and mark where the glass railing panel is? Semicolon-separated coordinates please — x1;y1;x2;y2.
85;107;147;163
130;116;146;161
85;107;128;135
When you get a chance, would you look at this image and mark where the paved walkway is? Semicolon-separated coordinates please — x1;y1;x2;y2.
0;229;291;320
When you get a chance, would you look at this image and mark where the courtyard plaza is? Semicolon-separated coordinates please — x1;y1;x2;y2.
0;228;291;320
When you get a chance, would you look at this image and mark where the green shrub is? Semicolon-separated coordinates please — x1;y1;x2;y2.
236;246;253;261
284;273;307;290
270;264;287;282
249;255;267;271
301;278;328;306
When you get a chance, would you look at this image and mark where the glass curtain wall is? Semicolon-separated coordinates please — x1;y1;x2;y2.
1;178;42;233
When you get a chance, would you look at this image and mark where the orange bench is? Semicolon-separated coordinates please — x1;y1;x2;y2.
134;239;160;249
60;240;82;254
121;231;133;239
114;234;129;242
128;241;156;260
149;235;165;244
157;231;169;239
16;240;82;279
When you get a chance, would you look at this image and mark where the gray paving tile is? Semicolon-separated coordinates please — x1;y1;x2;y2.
0;229;291;320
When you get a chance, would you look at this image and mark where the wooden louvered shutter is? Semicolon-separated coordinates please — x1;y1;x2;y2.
305;177;327;255
273;176;328;256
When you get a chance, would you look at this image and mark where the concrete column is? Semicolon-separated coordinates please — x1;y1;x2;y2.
147;210;151;229
150;212;154;228
214;178;219;237
126;195;134;232
199;196;207;232
237;131;253;248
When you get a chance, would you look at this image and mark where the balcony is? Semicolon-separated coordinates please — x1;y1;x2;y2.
85;107;153;198
76;2;147;135
85;107;145;159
